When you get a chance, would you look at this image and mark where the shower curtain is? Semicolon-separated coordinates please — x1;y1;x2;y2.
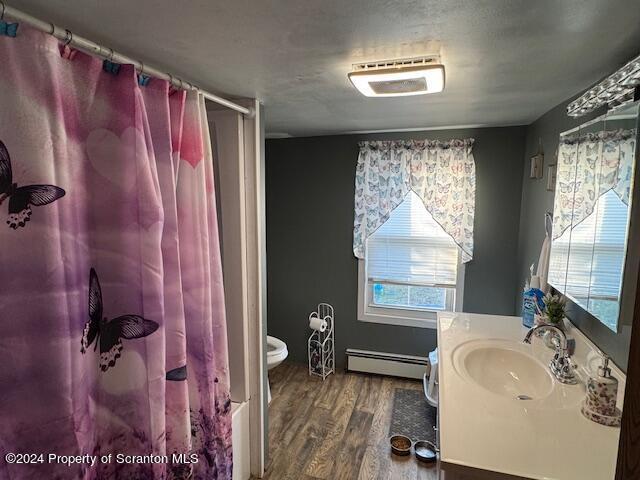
0;26;232;480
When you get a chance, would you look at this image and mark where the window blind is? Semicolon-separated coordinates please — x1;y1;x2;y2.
549;189;629;301
366;191;459;287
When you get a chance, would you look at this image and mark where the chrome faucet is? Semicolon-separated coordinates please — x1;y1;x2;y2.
523;324;577;385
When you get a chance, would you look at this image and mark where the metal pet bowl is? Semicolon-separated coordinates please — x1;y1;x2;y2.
389;435;412;456
414;440;437;463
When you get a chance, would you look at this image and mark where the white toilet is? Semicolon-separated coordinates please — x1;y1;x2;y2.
266;335;288;403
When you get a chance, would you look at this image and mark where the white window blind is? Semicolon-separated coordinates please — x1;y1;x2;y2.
550;189;629;304
366;191;459;287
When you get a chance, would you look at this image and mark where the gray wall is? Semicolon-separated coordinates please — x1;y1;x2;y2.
515;96;635;371
266;127;526;367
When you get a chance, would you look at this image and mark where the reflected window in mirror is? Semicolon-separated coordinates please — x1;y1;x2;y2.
548;101;639;332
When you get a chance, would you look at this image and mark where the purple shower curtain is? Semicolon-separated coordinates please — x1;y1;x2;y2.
0;26;232;480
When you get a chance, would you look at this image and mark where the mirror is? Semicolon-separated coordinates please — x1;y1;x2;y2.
548;101;639;332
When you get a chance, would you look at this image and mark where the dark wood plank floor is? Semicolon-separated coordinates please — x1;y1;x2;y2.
261;361;439;480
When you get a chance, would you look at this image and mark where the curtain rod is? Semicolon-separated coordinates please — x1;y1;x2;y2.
1;2;252;116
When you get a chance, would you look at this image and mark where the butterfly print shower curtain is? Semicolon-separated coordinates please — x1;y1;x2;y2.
0;26;232;479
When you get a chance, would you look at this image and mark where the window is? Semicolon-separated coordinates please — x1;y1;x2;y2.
358;191;464;328
548;189;630;330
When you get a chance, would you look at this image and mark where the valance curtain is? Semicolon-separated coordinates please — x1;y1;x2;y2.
0;26;231;479
353;139;476;262
553;129;636;240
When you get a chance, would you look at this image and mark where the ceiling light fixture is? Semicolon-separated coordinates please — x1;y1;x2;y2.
348;56;445;98
567;53;640;117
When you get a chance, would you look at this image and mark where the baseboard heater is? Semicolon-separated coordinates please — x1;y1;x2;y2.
345;348;430;380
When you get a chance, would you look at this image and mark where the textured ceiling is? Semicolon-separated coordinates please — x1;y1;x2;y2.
8;0;640;137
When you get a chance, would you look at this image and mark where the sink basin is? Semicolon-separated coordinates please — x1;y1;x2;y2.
453;340;554;400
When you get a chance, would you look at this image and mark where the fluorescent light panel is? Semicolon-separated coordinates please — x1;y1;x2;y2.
349;64;445;97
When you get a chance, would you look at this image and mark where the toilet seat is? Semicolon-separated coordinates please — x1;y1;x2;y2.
267;335;287;358
266;335;288;370
266;336;288;403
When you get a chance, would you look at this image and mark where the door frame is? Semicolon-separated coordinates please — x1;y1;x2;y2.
615;90;640;479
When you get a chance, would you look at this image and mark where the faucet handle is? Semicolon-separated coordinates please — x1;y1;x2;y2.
550;350;578;385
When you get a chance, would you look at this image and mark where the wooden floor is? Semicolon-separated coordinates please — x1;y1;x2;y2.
261;361;438;480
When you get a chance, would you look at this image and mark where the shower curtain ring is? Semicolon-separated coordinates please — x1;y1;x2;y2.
63;29;73;46
1;2;6;21
107;48;114;63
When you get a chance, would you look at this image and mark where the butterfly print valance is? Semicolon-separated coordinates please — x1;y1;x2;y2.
553;128;636;240
353;138;476;262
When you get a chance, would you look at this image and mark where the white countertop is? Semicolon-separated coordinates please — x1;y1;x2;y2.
437;312;624;480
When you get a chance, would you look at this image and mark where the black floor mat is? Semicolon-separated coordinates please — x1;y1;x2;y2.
389;388;437;443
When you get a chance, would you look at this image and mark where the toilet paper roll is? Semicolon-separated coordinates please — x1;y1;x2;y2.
309;315;327;332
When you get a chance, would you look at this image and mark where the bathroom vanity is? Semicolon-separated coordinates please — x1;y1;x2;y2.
436;312;625;480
